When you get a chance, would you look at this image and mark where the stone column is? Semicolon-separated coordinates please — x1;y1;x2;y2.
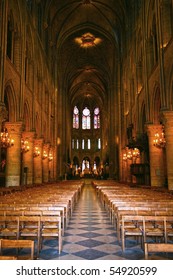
146;124;165;187
42;143;50;183
21;131;35;185
5;122;23;187
33;138;43;184
162;111;173;190
49;146;54;182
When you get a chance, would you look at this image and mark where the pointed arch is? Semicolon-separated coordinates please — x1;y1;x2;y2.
4;81;18;122
23;101;31;131
152;85;161;124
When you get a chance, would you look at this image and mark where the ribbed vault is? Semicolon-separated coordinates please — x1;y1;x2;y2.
44;0;128;107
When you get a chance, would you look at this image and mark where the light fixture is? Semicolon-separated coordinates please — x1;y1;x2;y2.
33;147;40;157
0;127;14;148
48;152;53;161
21;138;30;153
123;147;140;161
42;150;48;160
123;148;132;161
132;148;140;158
153;128;166;148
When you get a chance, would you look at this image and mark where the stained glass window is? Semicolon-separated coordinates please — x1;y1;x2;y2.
82;107;90;129
76;139;79;149
94;107;100;129
73;106;79;129
98;138;101;149
88;139;91;149
82;139;85;149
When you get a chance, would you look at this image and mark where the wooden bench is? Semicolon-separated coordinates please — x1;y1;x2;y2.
144;242;173;259
0;239;34;260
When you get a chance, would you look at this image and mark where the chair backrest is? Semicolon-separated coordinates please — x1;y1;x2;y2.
40;215;61;230
0;255;17;260
144;242;173;259
0;239;34;260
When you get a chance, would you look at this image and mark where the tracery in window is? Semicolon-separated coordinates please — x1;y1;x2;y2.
73;106;79;129
94;107;100;129
82;107;90;129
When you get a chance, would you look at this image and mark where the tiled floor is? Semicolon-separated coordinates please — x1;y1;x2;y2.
2;180;173;260
39;180;146;260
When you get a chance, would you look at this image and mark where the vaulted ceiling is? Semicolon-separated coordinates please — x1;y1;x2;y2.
44;0;130;108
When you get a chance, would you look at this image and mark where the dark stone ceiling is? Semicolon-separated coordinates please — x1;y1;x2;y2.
43;0;134;107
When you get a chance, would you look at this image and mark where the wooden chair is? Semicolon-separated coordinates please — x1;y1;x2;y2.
40;216;62;254
41;210;64;235
142;216;165;244
121;215;144;251
19;216;40;257
164;216;173;243
0;255;17;260
0;216;19;239
0;239;34;260
144;242;173;259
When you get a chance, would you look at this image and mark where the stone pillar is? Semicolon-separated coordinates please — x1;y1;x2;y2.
5;122;23;187
162;111;173;190
49;146;54;182
42;143;50;183
146;124;165;187
21;131;35;185
33;138;43;184
0;103;8;124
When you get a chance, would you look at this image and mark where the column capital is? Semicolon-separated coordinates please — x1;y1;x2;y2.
22;131;36;141
161;111;173;127
145;124;163;137
5;121;23;134
43;142;50;149
34;138;44;147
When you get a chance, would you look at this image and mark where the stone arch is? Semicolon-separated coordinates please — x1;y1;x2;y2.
23;101;31;131
4;81;18;122
35;112;41;137
152;85;161;124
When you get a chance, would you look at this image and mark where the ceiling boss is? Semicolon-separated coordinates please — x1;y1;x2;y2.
75;32;102;48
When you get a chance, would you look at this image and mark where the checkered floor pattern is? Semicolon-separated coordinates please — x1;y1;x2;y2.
38;181;173;260
2;180;173;260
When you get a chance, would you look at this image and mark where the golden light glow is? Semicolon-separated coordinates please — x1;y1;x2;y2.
75;32;102;48
0;127;14;148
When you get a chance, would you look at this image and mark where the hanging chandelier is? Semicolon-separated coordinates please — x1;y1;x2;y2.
0;127;14;148
123;147;140;161
33;147;40;157
21;138;30;153
42;150;48;160
153;128;166;149
48;152;53;161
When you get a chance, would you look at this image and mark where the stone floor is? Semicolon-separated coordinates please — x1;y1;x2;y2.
1;180;173;260
38;180;173;260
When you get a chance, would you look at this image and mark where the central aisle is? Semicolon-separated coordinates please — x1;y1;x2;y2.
39;180;144;260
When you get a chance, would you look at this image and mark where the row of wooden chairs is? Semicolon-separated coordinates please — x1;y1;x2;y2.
121;215;173;251
93;181;173;258
0;214;62;258
0;208;65;236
